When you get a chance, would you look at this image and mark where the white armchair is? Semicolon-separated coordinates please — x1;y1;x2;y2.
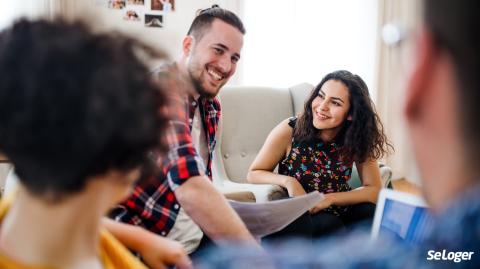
212;83;314;202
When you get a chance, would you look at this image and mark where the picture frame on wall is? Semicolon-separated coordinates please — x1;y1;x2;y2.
123;9;142;21
151;0;174;12
108;0;126;9
127;0;145;5
145;14;163;27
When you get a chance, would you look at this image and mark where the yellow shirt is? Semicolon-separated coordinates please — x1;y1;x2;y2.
0;193;148;269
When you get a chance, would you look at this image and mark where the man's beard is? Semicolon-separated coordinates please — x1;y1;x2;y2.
188;66;220;99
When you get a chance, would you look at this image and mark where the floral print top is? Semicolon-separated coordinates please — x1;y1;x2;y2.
278;117;353;216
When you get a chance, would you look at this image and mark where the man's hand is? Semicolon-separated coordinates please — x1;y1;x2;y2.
103;218;192;269
309;193;334;214
138;235;192;269
175;176;257;245
283;177;307;197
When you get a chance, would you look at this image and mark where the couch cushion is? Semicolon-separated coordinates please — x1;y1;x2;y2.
218;86;294;183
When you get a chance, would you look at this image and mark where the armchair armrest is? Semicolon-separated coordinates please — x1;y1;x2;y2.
223;190;256;203
349;162;393;189
218;180;287;203
379;163;393;188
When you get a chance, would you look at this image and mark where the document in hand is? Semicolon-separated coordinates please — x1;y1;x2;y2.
228;191;324;238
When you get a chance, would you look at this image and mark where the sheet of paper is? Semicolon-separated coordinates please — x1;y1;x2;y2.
228;191;324;238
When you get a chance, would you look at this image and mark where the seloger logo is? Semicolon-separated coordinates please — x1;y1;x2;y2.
427;250;474;263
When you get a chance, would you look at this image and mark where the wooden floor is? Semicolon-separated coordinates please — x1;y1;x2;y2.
391;178;422;196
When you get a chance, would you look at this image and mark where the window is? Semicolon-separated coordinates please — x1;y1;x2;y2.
0;2;19;30
241;0;378;97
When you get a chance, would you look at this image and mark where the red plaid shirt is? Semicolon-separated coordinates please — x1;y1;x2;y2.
110;90;221;236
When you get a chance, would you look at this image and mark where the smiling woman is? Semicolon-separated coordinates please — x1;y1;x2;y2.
247;70;393;239
311;80;352;142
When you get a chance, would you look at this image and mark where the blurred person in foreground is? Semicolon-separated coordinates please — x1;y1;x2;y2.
0;18;187;269
195;0;480;268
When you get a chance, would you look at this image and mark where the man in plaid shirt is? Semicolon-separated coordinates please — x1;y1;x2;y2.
109;6;256;255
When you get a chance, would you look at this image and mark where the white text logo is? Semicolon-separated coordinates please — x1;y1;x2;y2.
427;250;474;263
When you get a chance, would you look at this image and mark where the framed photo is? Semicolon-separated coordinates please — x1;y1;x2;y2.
127;0;144;5
108;0;126;9
145;14;163;28
151;0;174;12
123;9;142;21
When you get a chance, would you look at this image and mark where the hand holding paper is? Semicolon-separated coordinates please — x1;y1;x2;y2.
228;191;324;238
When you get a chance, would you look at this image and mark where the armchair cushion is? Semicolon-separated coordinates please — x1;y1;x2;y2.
212;84;312;202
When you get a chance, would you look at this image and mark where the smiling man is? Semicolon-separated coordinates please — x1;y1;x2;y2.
109;6;256;255
183;16;242;98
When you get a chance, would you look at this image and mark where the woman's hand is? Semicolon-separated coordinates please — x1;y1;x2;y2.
309;193;335;214
283;177;307;197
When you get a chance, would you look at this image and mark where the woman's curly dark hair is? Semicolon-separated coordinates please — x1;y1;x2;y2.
294;70;393;164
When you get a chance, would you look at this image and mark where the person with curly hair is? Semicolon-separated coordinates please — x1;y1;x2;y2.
0;18;179;269
248;70;392;238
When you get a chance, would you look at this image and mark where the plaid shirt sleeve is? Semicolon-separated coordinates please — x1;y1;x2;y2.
159;91;206;190
109;66;210;235
110;90;207;235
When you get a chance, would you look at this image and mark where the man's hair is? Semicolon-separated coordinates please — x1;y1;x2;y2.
0;19;169;200
424;0;480;164
187;5;245;40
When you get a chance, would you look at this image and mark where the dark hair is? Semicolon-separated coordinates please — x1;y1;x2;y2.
294;70;393;163
187;5;245;40
0;19;169;200
424;0;480;165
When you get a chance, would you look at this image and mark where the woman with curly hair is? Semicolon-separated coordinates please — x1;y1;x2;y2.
248;70;393;238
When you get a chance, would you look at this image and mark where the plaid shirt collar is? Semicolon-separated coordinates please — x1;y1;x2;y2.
187;94;221;178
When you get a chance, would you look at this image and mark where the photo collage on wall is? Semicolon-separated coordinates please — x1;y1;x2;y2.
97;0;176;28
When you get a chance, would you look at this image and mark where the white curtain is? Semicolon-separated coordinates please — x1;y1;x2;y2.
374;0;422;184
